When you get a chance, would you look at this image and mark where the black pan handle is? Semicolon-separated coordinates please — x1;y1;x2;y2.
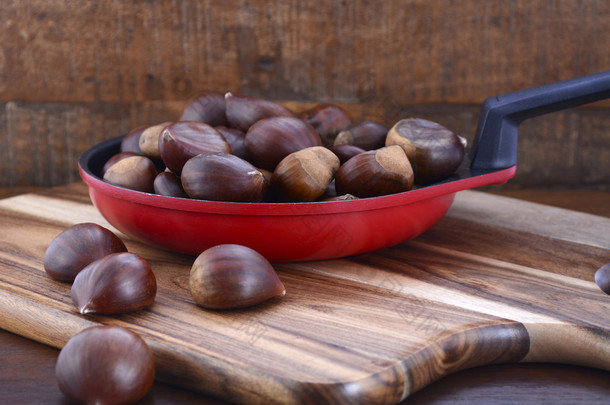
469;70;610;170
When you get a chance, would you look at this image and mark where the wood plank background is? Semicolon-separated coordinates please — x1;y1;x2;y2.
1;0;609;189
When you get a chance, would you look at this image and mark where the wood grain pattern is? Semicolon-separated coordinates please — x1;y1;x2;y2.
1;326;608;405
2;0;609;104
0;183;608;404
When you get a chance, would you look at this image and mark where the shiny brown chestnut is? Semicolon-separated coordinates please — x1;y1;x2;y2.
138;121;172;160
153;171;189;198
158;121;231;175
179;92;227;126
333;121;389;150
335;145;414;198
189;244;285;309
298;103;352;147
329;144;366;165
101;151;140;177
245;116;323;171
44;223;127;282
224;92;294;132
103;155;159;193
181;153;268;202
385;118;465;185
55;325;155;405
71;252;157;314
121;126;147;154
215;126;248;160
272;146;340;202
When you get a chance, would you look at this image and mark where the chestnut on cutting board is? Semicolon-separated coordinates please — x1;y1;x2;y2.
55;325;155;405
43;223;127;282
189;244;286;310
71;252;157;315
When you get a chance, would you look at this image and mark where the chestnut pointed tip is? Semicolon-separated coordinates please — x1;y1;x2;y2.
79;305;95;315
224;91;233;99
70;253;156;315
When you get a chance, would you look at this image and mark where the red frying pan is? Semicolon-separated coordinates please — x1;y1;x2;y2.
79;71;610;262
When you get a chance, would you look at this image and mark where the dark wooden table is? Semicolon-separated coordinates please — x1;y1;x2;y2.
0;186;609;404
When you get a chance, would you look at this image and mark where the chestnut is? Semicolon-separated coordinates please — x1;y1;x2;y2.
215;126;248;160
386;118;465;184
138;121;172;160
224;92;294;131
55;325;155;405
335;145;414;198
595;263;610;295
158;121;231;175
153;171;189;198
103;155;159;193
71;252;157;314
189;244;285;309
272;146;340;202
333;121;388;150
245;116;323;171
121;125;146;154
181;153;268;202
179;92;227;126
329;144;366;165
44;223;127;282
101;151;140;177
298;103;352;147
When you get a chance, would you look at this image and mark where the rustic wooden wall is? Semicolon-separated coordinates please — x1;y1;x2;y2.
1;0;609;189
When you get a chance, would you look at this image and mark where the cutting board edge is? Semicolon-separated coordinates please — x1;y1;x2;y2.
2;280;610;404
522;322;610;372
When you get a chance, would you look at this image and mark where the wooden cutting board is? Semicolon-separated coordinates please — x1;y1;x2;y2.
0;183;608;404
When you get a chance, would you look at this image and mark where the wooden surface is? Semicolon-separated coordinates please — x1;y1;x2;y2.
486;189;610;218
3;0;610;104
1;0;610;190
1;328;609;405
0;183;608;404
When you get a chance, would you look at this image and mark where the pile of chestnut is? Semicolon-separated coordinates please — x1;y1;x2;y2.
44;222;285;404
43;223;157;404
103;92;466;202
